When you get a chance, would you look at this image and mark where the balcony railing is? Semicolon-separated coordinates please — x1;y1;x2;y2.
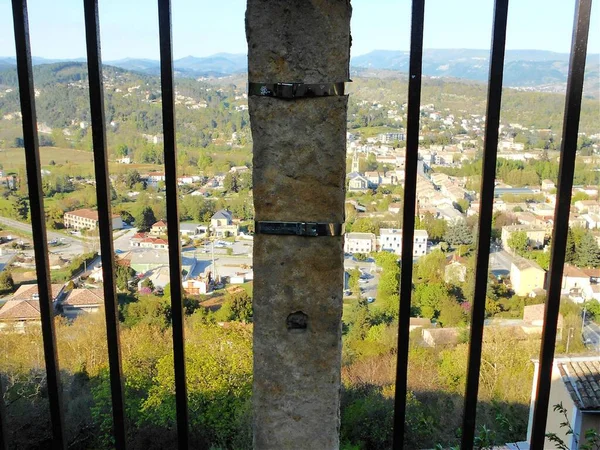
3;0;594;449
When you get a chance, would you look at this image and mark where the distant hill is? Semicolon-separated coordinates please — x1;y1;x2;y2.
351;49;600;89
105;53;248;78
0;49;598;92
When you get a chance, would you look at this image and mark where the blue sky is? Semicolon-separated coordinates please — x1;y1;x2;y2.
0;0;598;60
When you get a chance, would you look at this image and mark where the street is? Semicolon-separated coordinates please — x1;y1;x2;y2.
583;319;600;352
0;215;86;256
344;255;380;300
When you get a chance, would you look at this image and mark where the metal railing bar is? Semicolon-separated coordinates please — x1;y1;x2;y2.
82;0;127;448
11;0;66;447
392;0;425;447
529;0;593;447
460;0;509;447
157;0;190;448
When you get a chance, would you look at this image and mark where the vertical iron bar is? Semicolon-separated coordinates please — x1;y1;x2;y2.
392;0;425;447
460;0;509;448
530;0;592;448
82;0;127;448
11;1;66;448
158;1;189;448
12;1;66;448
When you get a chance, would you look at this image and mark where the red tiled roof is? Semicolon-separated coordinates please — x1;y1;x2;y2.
11;283;64;301
556;357;600;410
0;299;40;321
563;264;590;279
63;289;103;307
65;208;120;220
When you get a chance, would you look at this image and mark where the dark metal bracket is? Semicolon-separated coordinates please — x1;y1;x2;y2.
255;221;344;237
248;82;346;99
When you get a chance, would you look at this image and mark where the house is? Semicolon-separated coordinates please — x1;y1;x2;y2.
562;264;592;298
379;229;428;257
130;233;169;250
344;232;376;254
210;210;238;237
229;165;250;174
582;213;600;230
364;171;381;188
510;257;546;297
388;203;402;214
182;278;212;296
526;356;600;449
409;317;431;332
522;304;563;338
501;225;546;251
61;288;103;317
64;208;123;231
179;223;204;237
144;171;166;187
347;172;369;192
422;328;460;347
0;284;65;332
541;179;556;191
149;220;167;236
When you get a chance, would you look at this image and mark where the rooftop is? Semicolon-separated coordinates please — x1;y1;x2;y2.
556;356;600;411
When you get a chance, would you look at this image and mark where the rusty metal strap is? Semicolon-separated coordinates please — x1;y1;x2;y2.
248;82;345;99
255;221;344;237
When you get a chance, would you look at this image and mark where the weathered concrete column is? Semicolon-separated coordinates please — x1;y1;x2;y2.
247;1;351;449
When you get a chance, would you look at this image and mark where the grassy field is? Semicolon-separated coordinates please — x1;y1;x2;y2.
0;146;162;175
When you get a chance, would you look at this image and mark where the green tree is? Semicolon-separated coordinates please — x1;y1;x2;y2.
565;228;577;263
115;262;135;292
197;152;213;171
116;144;129;157
576;232;600;268
421;212;447;242
12;196;29;221
0;270;14;292
216;291;253;322
437;297;465;327
413;283;450;319
415;250;447;283
223;173;239;193
134;206;157;232
507;231;528;256
351;218;377;234
444;220;473;247
349;268;361;294
124;169;141;189
571;191;590;204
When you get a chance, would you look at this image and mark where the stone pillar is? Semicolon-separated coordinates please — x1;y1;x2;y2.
246;1;351;449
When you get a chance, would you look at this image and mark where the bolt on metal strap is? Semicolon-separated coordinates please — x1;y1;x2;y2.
248;82;346;99
255;221;344;237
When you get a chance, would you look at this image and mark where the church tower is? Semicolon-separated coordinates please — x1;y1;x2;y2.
351;148;359;173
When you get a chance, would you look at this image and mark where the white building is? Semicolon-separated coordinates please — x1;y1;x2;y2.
378;228;428;257
344;232;376;254
64;208;123;231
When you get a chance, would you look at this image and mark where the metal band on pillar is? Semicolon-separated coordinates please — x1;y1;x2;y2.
248;82;346;99
255;221;344;237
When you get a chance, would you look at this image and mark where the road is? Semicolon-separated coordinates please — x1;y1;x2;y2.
344;255;380;299
0;215;86;256
583;319;600;352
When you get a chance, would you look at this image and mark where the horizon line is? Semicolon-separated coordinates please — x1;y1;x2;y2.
2;47;599;62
